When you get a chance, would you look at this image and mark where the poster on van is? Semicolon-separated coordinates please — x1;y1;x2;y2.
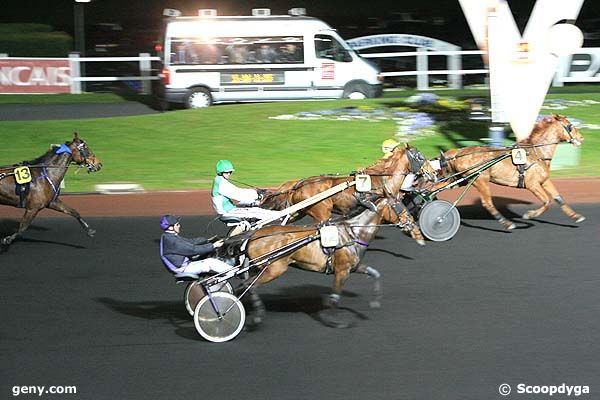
221;71;285;85
0;59;71;94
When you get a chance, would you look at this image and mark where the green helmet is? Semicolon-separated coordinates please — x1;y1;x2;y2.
216;159;235;174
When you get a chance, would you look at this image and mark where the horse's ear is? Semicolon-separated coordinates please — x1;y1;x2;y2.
73;132;79;140
404;143;410;149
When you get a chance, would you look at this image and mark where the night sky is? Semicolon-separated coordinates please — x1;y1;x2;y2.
2;1;599;50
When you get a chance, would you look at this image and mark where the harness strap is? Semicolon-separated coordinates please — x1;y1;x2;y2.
516;164;526;189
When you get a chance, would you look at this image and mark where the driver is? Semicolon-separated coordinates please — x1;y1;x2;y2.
160;215;231;274
211;160;280;220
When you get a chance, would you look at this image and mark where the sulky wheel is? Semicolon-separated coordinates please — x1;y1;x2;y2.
194;292;246;343
184;280;234;316
418;199;461;242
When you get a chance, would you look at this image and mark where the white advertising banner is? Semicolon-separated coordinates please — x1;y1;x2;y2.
459;0;585;140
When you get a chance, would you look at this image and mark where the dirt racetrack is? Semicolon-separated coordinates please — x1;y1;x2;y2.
1;178;598;218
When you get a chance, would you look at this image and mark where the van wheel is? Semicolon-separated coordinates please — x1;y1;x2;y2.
343;83;369;100
185;88;212;108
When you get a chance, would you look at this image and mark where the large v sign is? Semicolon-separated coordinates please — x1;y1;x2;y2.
459;0;584;140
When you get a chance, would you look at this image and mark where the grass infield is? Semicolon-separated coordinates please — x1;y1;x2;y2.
0;88;598;192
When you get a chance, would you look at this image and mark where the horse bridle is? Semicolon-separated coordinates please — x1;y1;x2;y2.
407;147;437;182
73;141;99;172
562;122;580;145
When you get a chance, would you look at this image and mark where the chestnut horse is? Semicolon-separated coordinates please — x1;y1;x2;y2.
241;195;411;326
0;133;102;245
260;144;435;245
442;115;584;229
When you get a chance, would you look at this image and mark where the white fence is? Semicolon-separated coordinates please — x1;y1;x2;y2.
68;53;161;94
360;50;488;90
2;48;598;95
359;48;600;90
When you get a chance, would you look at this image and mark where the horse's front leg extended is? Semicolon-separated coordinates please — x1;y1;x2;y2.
400;209;425;246
1;207;42;245
356;263;382;308
48;199;95;237
541;180;585;223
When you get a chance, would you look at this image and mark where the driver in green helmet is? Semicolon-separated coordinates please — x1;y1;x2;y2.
212;160;279;220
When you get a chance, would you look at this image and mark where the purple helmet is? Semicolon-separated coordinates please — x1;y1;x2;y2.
160;215;181;230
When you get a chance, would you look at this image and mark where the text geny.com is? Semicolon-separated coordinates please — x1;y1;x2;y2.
12;385;77;397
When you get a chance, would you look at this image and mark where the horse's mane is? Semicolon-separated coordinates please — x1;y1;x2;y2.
21;146;62;166
518;115;564;145
361;146;406;175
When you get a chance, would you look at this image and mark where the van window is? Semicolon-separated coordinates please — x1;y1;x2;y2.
315;35;352;63
168;36;304;65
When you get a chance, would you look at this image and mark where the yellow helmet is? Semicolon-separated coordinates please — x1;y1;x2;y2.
381;139;400;154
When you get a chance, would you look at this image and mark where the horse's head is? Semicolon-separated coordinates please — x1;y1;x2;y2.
68;132;102;172
552;114;584;147
404;143;438;182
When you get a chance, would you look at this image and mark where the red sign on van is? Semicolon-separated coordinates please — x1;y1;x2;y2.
0;59;71;93
321;63;335;80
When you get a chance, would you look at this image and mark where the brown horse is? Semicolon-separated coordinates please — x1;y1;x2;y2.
442;115;584;229
241;195;412;325
0;133;102;245
260;144;435;245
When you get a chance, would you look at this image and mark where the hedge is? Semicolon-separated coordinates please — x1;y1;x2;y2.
0;24;72;57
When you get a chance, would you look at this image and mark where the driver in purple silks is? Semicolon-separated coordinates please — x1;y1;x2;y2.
159;215;231;275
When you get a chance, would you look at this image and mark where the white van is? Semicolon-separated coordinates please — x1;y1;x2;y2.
159;10;383;108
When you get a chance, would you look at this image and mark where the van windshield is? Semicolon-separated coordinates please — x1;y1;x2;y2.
168;36;304;65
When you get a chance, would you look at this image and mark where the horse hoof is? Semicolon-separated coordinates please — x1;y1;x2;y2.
506;223;516;230
521;213;531;220
369;300;381;309
87;229;96;237
575;215;586;223
416;239;426;246
1;237;12;246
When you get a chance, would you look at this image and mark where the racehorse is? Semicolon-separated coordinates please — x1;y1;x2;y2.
442;114;584;229
0;133;102;245
240;195;413;326
260;144;436;245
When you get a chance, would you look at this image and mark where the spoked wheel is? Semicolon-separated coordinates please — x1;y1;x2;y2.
418;200;461;241
194;292;246;343
184;280;234;316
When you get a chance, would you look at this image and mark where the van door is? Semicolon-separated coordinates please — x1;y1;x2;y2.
312;33;356;98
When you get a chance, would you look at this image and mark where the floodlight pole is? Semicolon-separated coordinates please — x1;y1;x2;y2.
74;2;86;56
74;0;90;91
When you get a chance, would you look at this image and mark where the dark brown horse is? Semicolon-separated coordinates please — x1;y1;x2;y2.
0;133;102;245
260;144;435;245
240;195;412;326
442;115;584;229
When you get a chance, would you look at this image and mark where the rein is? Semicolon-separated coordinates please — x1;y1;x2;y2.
446;141;562;162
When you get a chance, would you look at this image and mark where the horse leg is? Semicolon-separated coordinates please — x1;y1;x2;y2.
522;182;551;220
1;207;42;245
401;209;425;246
241;259;289;326
472;179;516;230
356;264;382;308
47;199;96;237
326;268;350;308
541;180;585;223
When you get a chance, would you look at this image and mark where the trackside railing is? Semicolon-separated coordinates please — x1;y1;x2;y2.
68;53;161;94
360;50;488;90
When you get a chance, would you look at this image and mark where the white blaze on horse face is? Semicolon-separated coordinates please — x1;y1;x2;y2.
459;0;584;141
